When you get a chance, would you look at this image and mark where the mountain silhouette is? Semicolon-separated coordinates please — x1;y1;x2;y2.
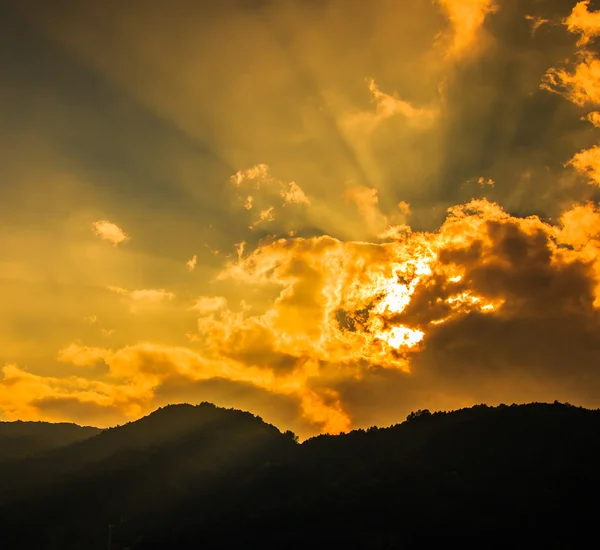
0;420;99;461
1;401;599;549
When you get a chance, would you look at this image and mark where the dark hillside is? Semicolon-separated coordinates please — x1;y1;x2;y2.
0;420;99;460
0;403;295;550
2;402;600;549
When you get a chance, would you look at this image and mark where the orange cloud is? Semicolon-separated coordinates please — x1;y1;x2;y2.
343;186;389;236
230;164;270;187
58;343;111;367
525;15;549;35
565;1;600;46
0;363;137;425
6;198;600;434
398;201;411;216
542;3;600;106
259;207;275;222
559;202;600;247
207;199;600;427
190;295;228;315
230;164;310;229
567;145;600;186
543;2;600;193
344;79;437;135
91;220;130;246
186;255;197;272
436;0;497;59
543;54;600;106
107;286;175;312
281;182;310;206
586;111;600;126
367;79;435;123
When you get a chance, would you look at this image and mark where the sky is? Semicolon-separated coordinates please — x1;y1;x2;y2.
1;0;600;438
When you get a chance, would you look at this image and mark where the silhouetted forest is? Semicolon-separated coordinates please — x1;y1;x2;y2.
1;401;599;548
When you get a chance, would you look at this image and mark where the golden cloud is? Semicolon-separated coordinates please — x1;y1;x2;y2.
343;186;389;236
186;255;197;272
5;198;600;434
230;164;270;187
281;182;310;206
342;186;412;239
344;79;437;135
568;145;600;186
107;286;176;312
586;111;600;127
190;295;228;315
542;2;600;106
565;1;600;46
525;15;549;35
543;54;600;106
435;0;497;59
58;343;111;367
0;363;136;425
230;164;310;229
543;2;600;190
91;220;130;246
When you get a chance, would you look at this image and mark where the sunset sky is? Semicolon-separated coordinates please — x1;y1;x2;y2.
2;0;600;438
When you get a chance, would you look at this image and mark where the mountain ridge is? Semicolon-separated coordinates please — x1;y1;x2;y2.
0;418;100;461
2;401;599;548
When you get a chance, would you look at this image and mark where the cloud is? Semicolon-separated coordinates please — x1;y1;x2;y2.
367;79;432;122
586;111;600;127
58;342;110;367
186;255;197;272
6;199;600;434
568;145;600;186
107;286;175;312
230;164;310;230
0;363;135;424
91;220;130;246
542;3;600;106
7;341;350;433
435;0;497;59
478;176;495;187
542;1;600;191
543;54;600;106
281;182;310;205
108;286;175;302
525;15;549;35
397;201;411;216
565;1;600;46
344;186;389;236
344;79;438;135
343;186;412;238
190;295;227;315
230;164;270;187
213;198;600;428
259;207;275;222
